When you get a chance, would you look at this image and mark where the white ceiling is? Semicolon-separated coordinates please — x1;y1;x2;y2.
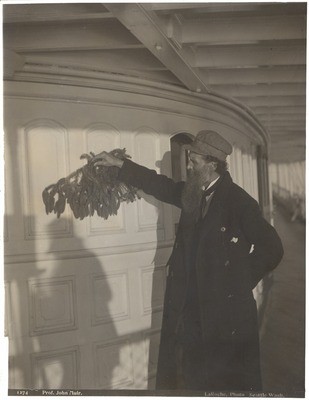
3;2;306;163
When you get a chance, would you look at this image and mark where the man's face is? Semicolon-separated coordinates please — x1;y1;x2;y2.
187;152;214;184
181;151;216;216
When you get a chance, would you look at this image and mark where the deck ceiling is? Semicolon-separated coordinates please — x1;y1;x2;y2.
3;2;306;163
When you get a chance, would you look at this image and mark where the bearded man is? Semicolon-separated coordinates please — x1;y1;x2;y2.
94;130;283;393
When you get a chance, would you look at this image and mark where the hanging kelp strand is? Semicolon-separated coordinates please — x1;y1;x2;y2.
42;148;139;220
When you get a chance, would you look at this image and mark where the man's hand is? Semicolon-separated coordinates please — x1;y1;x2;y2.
92;151;124;168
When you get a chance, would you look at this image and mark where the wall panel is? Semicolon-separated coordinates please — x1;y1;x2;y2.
91;271;130;326
28;275;77;336
134;129;164;240
31;346;80;389
94;339;134;389
85;123;125;234
23;119;72;239
140;265;166;316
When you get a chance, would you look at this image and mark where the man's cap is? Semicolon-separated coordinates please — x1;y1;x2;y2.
185;130;233;161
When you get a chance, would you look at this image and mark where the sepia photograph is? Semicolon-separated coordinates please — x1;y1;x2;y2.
2;1;306;398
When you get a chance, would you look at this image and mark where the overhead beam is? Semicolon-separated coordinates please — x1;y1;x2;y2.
259;115;306;123
270;137;305;148
259;110;306;118
270;133;306;142
261;120;306;127
152;2;306;16
269;149;305;163
271;143;305;151
270;143;305;149
195;43;306;68
210;83;305;98
153;3;246;11
261;122;306;130
253;106;306;115
236;96;305;107
270;155;305;163
199;66;306;85
4;20;142;52
21;49;167;72
104;3;210;93
3;4;113;23
271;139;305;146
270;144;305;156
271;129;306;142
179;15;306;44
262;121;306;130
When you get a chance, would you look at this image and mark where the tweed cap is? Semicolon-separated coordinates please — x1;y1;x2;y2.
186;130;232;161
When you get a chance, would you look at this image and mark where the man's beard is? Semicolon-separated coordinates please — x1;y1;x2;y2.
181;168;210;218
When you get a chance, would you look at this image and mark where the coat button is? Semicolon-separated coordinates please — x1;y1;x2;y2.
228;294;234;299
231;329;237;335
221;227;226;232
224;260;230;267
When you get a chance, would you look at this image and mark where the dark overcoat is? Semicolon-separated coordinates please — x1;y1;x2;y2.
119;159;284;392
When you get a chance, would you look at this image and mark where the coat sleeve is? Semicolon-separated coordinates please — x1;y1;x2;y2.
118;159;184;208
240;198;284;289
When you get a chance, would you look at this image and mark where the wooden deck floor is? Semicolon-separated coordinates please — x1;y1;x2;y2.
259;206;305;396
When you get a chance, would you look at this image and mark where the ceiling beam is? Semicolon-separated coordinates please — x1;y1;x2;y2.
236;96;305;107
262;122;306;130
199;66;306;85
270;156;305;163
3;4;113;23
195;43;306;68
21;49;167;72
179;15;306;44
261;120;306;127
269;149;305;163
210;83;305;98
270;137;305;148
253;106;306;115
271;129;306;139
152;2;306;15
104;3;210;93
259;115;306;122
269;129;306;139
271;146;305;154
4;20;142;52
272;145;305;152
267;126;306;133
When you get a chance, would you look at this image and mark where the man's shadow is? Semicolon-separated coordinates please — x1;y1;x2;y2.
31;218;119;389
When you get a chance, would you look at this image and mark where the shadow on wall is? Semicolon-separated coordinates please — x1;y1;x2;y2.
6;217;119;390
5;215;43;389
